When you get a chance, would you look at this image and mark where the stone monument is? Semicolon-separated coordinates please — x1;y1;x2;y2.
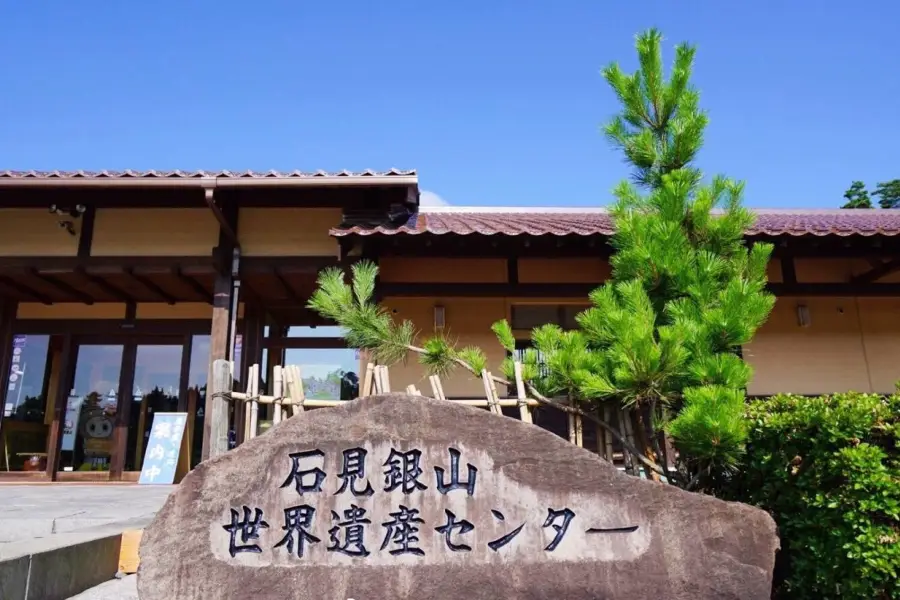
138;394;779;599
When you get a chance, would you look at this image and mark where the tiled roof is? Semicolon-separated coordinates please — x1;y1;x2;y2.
332;208;900;238
0;168;415;179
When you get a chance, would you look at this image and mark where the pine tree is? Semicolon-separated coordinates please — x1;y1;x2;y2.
308;29;775;490
842;181;873;209
874;179;900;209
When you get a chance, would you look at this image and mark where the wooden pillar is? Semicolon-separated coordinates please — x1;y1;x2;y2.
0;296;17;463
235;303;264;445
45;333;73;479
201;197;239;461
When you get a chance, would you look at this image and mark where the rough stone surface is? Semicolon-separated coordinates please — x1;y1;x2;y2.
139;394;779;600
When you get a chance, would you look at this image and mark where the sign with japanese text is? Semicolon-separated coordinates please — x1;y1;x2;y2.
138;395;778;600
210;441;650;566
139;412;187;485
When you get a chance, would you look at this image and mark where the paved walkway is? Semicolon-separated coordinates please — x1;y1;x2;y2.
68;575;138;600
0;484;174;545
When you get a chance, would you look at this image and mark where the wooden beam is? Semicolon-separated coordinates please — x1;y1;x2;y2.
205;189;240;250
75;267;134;302
77;205;96;258
0;275;53;304
378;282;597;298
507;258;519;284
175;267;213;303
29;269;95;304
851;258;900;284
273;269;302;303
378;281;900;298
780;255;797;284
125;268;176;304
770;282;900;297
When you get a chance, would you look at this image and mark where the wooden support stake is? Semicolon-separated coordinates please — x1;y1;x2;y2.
291;365;306;414
596;409;607;459
434;375;446;401
574;413;584;447
362;363;375;397
209;359;232;458
249;364;260;440
622;408;640;477
480;370;500;414
603;404;614;462
513;361;531;423
273;365;283;425
488;372;502;414
243;364;252;442
567;412;577;445
381;365;391;393
405;384;416;394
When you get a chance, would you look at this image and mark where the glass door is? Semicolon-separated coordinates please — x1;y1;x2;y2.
125;344;183;472
60;344;125;474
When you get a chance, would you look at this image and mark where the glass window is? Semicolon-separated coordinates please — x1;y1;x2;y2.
62;344;124;473
510;305;586;331
285;326;347;338
1;334;52;472
125;345;182;471
283;348;359;401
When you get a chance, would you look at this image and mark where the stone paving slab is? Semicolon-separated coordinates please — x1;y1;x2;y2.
0;485;174;544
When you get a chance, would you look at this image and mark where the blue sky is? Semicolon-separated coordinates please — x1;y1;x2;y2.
1;1;897;208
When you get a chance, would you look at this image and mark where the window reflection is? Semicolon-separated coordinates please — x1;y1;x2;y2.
283;348;359;401
188;335;209;468
125;345;182;471
0;334;52;471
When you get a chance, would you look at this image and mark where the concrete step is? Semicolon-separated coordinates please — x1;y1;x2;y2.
0;517;152;600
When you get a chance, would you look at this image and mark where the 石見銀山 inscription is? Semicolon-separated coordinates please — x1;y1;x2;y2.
214;444;647;566
138;394;779;600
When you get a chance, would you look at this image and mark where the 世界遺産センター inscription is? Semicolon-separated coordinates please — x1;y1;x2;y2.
213;444;646;566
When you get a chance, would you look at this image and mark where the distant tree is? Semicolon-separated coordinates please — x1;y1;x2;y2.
874;179;900;209
841;181;872;209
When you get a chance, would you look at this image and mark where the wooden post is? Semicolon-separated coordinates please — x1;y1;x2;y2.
208;359;233;459
202;274;234;461
381;366;391;393
249;364;259;440
481;370;501;414
273;365;283;425
0;296;16;471
362;363;375;397
202;197;238;461
603;404;614;462
288;365;305;415
513;361;531;423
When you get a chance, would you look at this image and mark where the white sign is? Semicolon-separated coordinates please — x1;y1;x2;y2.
61;392;85;452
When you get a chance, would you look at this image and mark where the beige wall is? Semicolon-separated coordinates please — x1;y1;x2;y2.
92;209;219;256
377;297;509;396
0;209;80;256
238;208;341;256
744;297;900;395
518;258;609;283
377;293;900;399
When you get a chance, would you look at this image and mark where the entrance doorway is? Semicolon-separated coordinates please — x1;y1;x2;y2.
55;336;189;481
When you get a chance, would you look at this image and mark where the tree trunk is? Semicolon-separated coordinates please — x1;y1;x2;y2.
632;406;661;482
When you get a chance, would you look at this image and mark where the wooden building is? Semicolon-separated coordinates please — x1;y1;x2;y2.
1;169;899;482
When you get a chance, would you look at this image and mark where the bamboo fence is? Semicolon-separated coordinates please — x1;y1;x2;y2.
214;359;640;472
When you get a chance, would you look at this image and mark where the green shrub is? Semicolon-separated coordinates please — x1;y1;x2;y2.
724;393;900;599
